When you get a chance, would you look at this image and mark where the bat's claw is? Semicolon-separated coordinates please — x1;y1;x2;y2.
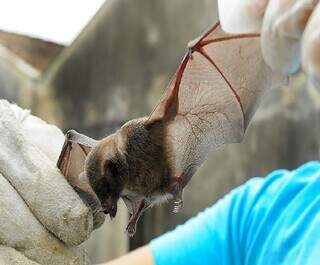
65;129;77;139
65;129;82;143
187;36;201;50
172;198;183;213
172;190;183;213
65;129;98;147
126;221;137;237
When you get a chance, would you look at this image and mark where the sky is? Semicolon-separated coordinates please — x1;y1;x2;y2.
0;0;105;45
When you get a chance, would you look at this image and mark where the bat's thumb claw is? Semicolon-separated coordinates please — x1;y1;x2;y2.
126;223;137;237
65;129;78;139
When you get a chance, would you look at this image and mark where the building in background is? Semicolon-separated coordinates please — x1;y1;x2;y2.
0;0;319;263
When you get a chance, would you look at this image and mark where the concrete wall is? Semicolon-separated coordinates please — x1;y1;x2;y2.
0;0;319;263
36;0;218;127
0;45;37;105
0;31;63;71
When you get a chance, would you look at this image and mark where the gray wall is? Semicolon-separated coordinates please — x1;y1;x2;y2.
0;0;319;262
37;0;218;127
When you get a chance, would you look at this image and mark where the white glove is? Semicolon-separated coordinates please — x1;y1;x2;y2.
218;0;320;89
0;100;94;264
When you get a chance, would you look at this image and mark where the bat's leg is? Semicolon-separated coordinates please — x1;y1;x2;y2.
170;164;196;194
126;199;151;236
170;165;196;213
65;129;97;148
169;177;182;195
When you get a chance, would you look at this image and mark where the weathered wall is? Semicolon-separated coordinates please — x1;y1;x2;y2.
36;0;218;127
0;57;21;101
0;31;63;71
0;0;319;263
0;46;37;105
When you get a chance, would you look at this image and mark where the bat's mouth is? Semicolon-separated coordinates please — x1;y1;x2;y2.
102;200;117;218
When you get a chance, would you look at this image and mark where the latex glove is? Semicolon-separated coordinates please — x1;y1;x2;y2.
218;0;320;90
0;100;94;265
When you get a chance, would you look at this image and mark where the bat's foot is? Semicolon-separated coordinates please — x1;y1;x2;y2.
125;199;147;236
172;190;183;213
126;221;137;237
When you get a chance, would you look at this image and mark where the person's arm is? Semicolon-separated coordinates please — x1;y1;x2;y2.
103;246;155;265
102;175;272;265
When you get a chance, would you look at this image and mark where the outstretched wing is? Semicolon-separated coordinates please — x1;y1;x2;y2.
57;139;91;185
148;22;287;187
57;130;105;228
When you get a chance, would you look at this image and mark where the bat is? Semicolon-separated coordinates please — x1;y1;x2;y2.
57;22;286;236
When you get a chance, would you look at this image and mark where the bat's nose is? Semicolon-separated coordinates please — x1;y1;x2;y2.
102;200;117;218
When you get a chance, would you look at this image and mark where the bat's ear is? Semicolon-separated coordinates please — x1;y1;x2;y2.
147;75;180;126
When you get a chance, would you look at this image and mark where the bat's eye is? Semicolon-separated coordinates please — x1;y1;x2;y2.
104;161;119;179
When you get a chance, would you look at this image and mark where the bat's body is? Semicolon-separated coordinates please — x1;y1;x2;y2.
83;117;181;234
57;22;287;236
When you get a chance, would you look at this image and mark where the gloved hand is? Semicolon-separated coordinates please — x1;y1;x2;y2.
0;100;95;265
218;0;320;89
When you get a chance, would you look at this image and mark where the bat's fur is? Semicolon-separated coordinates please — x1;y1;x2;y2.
122;118;171;194
85;117;174;230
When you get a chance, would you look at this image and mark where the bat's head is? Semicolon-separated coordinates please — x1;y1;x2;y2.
85;133;129;218
85;116;167;218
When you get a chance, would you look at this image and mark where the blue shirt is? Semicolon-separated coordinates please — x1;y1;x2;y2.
151;161;320;265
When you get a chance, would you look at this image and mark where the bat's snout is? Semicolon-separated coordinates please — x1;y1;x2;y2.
102;198;118;218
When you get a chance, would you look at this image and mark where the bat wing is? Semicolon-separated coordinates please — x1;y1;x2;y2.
57;138;91;186
57;130;105;228
148;22;287;188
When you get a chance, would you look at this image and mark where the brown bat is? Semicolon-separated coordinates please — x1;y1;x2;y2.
57;22;286;236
